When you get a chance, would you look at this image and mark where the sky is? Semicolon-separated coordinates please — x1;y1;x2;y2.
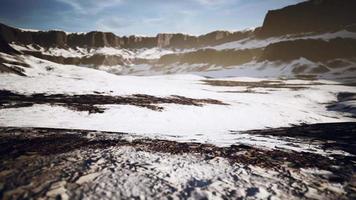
0;0;304;36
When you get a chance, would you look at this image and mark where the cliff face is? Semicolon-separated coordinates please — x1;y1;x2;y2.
0;23;155;49
156;31;254;49
258;0;356;38
1;0;356;50
0;24;69;48
0;23;253;50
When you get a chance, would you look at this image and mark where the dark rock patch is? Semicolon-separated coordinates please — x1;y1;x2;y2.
0;125;354;171
0;123;355;199
0;90;227;113
158;48;262;67
202;79;317;90
327;92;356;118
238;122;356;155
260;38;356;62
0;63;26;76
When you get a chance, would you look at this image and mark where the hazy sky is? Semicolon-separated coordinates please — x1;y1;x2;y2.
0;0;304;36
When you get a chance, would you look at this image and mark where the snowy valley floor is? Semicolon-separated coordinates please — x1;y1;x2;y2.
1;55;356;199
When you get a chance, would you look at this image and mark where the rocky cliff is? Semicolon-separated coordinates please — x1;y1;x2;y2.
0;23;156;49
1;0;356;75
258;0;356;38
1;0;356;50
156;30;254;48
0;23;253;50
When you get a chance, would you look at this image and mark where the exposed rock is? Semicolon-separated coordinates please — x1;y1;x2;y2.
0;123;355;199
0;23;68;48
327;92;356;118
197;30;254;47
157;33;175;48
158;48;262;66
0;35;20;54
0;90;228;113
1;0;355;51
258;0;356;38
156;30;254;49
0;63;26;76
260;38;356;62
0;23;254;50
123;35;157;48
67;31;119;48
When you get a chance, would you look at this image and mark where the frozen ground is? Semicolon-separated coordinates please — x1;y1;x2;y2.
1;55;356;148
1;53;356;199
0;126;355;200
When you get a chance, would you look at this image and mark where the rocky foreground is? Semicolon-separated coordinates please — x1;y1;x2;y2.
0;123;355;200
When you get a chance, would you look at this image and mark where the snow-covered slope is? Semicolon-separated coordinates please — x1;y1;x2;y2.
1;54;355;151
210;30;356;50
6;29;356;78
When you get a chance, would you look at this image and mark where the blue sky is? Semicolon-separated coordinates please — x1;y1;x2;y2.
0;0;304;36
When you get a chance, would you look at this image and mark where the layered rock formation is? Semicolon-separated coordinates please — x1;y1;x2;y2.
0;23;253;50
158;48;262;66
260;38;356;62
157;38;356;67
157;30;254;48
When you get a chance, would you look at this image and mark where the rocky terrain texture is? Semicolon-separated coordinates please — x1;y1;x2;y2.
0;123;355;200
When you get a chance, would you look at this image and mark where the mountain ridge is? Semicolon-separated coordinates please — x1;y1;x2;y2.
1;0;356;50
0;0;356;78
0;22;255;49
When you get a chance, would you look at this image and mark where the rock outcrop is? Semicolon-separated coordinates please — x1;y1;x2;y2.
0;23;68;48
156;30;254;49
260;38;356;62
258;0;356;38
158;48;262;66
0;36;19;54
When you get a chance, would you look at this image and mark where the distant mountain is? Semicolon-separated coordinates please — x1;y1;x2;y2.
0;22;254;50
0;0;355;78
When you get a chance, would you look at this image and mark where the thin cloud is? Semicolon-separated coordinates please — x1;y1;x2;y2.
96;17;134;32
56;0;123;14
194;0;236;6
